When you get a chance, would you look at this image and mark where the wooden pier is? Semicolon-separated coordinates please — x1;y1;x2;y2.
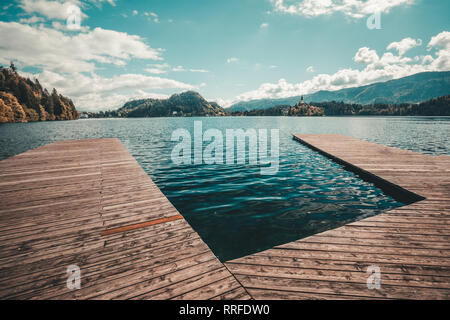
225;134;450;299
1;135;449;300
0;138;250;300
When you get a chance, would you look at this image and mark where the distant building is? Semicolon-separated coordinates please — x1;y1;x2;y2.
281;106;290;116
79;113;88;119
294;96;306;107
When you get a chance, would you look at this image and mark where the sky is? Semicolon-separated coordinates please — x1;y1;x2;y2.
0;0;449;111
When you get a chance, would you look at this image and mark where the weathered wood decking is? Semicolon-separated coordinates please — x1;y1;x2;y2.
225;134;450;300
1;135;449;300
0;138;250;300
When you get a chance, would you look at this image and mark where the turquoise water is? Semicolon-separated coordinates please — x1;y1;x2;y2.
1;117;449;261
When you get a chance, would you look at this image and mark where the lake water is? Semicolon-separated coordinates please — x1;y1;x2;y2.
1;116;449;261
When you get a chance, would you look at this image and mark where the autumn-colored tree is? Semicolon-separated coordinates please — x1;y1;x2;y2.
9;61;17;73
0;66;78;123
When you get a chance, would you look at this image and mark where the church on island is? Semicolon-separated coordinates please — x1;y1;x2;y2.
280;96;324;116
295;96;306;107
281;96;307;116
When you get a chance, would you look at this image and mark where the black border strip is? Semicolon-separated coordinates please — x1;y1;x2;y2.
292;135;425;205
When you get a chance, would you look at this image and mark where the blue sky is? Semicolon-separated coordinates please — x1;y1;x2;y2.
0;0;449;111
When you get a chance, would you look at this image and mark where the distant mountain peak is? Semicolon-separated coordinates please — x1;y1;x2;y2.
118;91;226;117
228;71;450;112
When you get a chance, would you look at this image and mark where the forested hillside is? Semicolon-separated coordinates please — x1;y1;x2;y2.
0;63;78;123
230;95;450;116
117;91;227;117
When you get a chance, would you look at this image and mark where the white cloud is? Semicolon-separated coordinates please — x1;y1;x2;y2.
145;63;170;74
387;37;422;56
260;22;269;28
145;68;168;75
306;66;315;72
132;10;138;16
133;91;169;100
36;71;194;97
18;0;87;20
210;97;234;108
27;70;195;111
189;69;209;73
147;63;211;74
0;19;200;111
172;65;186;72
428;31;450;50
51;20;90;32
227;57;239;64
18;16;45;24
270;0;415;19
0;22;162;73
88;0;116;7
144;12;158;17
233;30;450;103
421;55;433;64
144;11;159;23
172;65;208;73
426;31;450;71
353;47;379;64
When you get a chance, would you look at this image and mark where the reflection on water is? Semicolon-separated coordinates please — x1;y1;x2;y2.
1;116;448;261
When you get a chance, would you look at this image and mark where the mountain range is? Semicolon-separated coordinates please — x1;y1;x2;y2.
85;71;450;118
117;91;227;117
227;71;450;112
230;95;450;117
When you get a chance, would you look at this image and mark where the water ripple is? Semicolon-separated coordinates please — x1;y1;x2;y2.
1;116;449;261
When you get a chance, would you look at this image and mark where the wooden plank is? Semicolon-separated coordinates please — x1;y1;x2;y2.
235;274;449;299
226;263;450;289
0;138;250;300
225;134;450;300
100;214;183;236
210;287;252;300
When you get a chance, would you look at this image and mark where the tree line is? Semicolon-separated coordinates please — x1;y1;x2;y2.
229;96;450;117
0;63;78;123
